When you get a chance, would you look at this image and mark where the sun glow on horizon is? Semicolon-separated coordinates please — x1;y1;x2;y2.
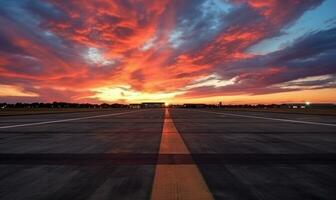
90;86;184;103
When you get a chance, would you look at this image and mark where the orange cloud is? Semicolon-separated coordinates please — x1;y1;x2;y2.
0;0;333;104
0;84;38;97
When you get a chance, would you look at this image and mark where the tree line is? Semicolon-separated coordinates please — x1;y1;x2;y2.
0;102;128;109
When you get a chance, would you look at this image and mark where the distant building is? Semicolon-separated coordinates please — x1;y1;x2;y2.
183;104;207;108
282;104;307;109
129;104;141;109
141;102;165;108
281;103;336;109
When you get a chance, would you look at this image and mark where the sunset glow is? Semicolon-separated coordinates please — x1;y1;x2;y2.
0;0;335;104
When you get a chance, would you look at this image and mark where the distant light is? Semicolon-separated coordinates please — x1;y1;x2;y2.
305;101;311;105
165;102;169;107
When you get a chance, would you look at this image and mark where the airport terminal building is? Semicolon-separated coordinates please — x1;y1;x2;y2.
141;102;165;108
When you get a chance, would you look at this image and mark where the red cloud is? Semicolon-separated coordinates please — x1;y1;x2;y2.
0;0;329;103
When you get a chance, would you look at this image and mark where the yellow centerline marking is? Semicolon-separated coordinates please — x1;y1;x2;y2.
151;108;214;200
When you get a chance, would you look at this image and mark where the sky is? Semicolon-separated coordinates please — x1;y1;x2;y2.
0;0;336;104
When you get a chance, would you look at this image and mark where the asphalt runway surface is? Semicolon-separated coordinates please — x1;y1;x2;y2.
0;108;336;200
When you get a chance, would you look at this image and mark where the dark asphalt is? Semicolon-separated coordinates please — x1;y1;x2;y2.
0;108;336;200
172;109;336;200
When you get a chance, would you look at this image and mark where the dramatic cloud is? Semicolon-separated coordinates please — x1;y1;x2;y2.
0;0;335;103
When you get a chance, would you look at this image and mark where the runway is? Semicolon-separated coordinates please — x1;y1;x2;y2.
0;108;336;199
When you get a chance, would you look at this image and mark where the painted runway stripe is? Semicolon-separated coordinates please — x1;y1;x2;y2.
151;108;213;200
0;110;142;129
198;110;336;127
